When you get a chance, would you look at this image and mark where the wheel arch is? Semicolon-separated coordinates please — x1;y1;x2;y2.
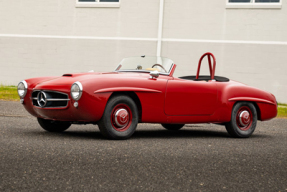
232;101;261;120
224;86;277;122
108;91;142;123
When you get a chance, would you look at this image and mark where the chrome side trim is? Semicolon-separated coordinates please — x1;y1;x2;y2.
33;106;68;109
33;90;69;96
33;97;70;101
46;98;70;101
94;87;162;94
228;97;276;105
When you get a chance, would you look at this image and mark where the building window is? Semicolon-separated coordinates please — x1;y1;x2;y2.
226;0;281;8
76;0;120;8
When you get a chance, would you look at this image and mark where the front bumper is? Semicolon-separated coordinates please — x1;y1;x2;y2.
22;88;111;122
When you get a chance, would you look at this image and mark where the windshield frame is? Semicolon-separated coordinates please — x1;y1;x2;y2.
114;56;175;76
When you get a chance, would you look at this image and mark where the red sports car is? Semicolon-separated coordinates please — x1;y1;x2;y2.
17;53;277;139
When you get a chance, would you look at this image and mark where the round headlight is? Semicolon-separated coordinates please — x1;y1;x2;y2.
17;80;28;98
71;81;83;101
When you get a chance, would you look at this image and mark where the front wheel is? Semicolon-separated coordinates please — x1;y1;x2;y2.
98;95;138;140
225;102;257;138
161;124;185;131
37;118;71;132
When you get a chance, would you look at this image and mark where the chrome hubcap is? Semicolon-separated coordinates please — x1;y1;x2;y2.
238;110;250;127
114;109;129;128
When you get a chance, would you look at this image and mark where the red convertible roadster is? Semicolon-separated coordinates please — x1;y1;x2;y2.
17;53;277;139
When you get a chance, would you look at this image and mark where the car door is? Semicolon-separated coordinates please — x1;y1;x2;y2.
164;80;218;116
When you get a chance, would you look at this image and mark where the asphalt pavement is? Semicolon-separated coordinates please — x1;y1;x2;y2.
0;100;286;192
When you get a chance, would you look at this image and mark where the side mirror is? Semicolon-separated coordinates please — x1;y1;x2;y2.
150;71;159;79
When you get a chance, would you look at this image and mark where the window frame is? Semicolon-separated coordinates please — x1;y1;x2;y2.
226;0;282;8
76;0;120;8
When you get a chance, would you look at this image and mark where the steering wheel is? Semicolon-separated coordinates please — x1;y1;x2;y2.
151;64;167;73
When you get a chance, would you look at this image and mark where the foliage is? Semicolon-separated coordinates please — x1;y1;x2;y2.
0;85;19;101
277;105;287;118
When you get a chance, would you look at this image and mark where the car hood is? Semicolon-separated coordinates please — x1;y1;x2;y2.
34;72;154;87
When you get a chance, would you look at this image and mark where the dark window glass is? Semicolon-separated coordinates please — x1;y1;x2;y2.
229;0;251;2
255;0;279;2
79;0;96;2
100;0;119;2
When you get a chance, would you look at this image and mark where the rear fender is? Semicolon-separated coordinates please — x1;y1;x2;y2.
228;97;277;121
217;83;277;122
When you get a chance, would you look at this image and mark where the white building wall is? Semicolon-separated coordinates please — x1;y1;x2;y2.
0;0;159;38
0;0;286;102
0;0;159;84
162;0;287;103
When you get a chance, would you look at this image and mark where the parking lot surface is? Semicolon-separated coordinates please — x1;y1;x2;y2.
0;101;286;191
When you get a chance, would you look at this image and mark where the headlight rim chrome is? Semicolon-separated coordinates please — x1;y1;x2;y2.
17;80;28;98
70;81;83;101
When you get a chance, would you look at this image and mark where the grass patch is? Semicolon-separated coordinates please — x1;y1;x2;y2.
278;103;287;107
0;85;19;101
277;106;287;118
277;103;287;118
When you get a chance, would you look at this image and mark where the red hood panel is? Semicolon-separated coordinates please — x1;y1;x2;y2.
36;72;118;86
33;72;161;90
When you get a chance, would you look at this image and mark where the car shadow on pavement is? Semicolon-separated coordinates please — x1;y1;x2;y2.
26;129;232;140
24;126;269;140
31;130;104;140
133;129;230;139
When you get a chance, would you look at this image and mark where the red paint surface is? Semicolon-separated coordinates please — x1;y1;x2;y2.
165;80;217;116
21;55;277;125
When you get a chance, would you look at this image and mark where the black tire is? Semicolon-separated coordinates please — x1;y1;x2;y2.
161;124;185;131
37;118;71;132
98;95;138;140
225;102;257;138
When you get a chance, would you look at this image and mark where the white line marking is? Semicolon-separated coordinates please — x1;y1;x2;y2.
0;34;157;41
0;34;287;45
161;38;287;45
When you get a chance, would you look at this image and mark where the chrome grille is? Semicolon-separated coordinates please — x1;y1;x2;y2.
32;90;70;108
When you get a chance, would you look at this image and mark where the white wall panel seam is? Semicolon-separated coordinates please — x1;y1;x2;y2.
1;34;287;45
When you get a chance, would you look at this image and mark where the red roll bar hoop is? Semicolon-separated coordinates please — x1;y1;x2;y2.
196;52;216;80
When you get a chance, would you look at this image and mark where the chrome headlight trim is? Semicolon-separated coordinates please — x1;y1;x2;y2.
17;80;28;98
70;81;83;101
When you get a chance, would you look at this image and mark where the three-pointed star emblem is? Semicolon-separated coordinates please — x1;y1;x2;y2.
37;91;47;108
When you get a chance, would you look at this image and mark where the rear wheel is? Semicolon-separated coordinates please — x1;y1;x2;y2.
37;118;71;132
225;102;257;138
161;124;185;131
98;95;138;140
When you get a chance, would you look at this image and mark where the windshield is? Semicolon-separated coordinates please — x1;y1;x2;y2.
115;56;174;75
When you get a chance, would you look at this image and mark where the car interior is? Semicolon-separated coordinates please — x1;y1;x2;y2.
179;52;230;82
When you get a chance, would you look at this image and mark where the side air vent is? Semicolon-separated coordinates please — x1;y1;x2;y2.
63;74;73;77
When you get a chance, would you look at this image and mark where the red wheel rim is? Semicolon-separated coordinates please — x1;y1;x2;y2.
236;106;253;131
110;104;132;132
